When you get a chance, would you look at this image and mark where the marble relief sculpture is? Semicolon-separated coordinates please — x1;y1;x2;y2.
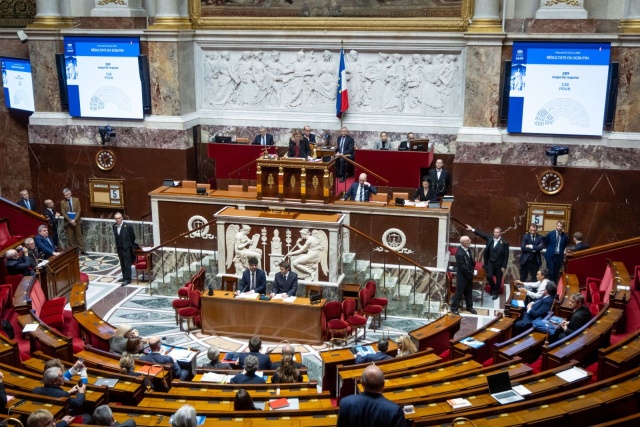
226;224;263;272
201;49;463;115
287;229;328;280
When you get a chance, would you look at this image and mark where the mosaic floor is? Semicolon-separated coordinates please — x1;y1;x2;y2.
79;253;499;388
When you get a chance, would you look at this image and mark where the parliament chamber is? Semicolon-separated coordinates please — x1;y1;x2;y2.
2;0;640;425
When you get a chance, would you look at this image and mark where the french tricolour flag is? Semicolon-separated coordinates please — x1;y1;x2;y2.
336;47;349;118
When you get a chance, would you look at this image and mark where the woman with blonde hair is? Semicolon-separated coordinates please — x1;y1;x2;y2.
397;334;417;357
119;354;135;375
271;353;302;383
110;324;139;354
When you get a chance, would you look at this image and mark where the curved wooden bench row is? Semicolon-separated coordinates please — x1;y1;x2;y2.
73;310;116;351
449;313;515;363
409;312;461;354
18;312;73;361
3;388;68;421
596;327;640;381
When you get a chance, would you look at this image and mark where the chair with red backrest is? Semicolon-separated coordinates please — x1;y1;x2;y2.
588;281;607;306
30;280;66;329
134;254;151;283
343;298;367;344
171;283;193;325
359;288;383;331
323;301;348;347
178;290;201;332
590;292;604;316
0;218;22;250
365;280;388;320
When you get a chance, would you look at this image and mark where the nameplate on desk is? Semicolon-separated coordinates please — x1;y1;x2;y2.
260;210;299;219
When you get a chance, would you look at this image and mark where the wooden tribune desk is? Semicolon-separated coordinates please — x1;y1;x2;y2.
256;157;336;203
201;291;325;344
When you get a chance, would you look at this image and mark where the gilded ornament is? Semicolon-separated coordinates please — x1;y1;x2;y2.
267;173;274;189
312;176;319;190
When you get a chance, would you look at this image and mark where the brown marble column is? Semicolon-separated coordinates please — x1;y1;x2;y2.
613;35;640;132
27;30;63;113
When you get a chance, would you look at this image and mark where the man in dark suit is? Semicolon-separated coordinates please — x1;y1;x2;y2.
336;126;355;182
34;224;60;259
551;293;592;342
427;158;451;197
4;248;32;276
252;126;274;146
272;260;298;297
43;199;60;248
230;355;266;384
23;237;42;267
343;173;377;202
237;257;266;294
113;212;138;287
337;364;406;427
287;129;310;158
302;125;316;144
236;336;272;370
33;367;87;415
566;231;590;254
17;189;37;211
27;409;75;427
140;336;190;381
543;220;568;284
60;188;87;255
355;339;394;364
466;224;510;300
450;235;477;315
513;281;557;334
519;223;544;281
93;404;136;427
398;132;413;151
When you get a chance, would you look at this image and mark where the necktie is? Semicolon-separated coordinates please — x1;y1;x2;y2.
340;137;345;152
556;232;561;254
25;200;30;210
283;275;287;283
262;136;265;145
68;199;73;212
47;237;53;247
359;185;364;201
251;272;255;291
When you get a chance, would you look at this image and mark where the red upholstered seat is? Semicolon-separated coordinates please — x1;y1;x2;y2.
134;254;151;283
178;290;201;332
343;298;367;344
0;219;22;250
323;301;348;345
360;288;382;331
178;282;193;299
365;280;388;320
3;274;23;293
172;298;191;325
0;284;11;309
589;292;603;317
30;280;66;329
80;272;89;283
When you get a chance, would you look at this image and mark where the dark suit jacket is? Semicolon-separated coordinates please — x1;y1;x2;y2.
43;208;57;227
303;133;316;144
337;391;406;427
273;271;298;296
520;295;555;326
355;351;393;364
230;372;266;384
427;168;451;196
473;229;509;269
17;198;37;211
336;135;355;157
287;139;311;158
519;233;544;266
33;384;85;411
238;268;267;294
413;186;437;202
237;351;272;370
35;234;57;259
140;352;189;381
543;231;569;261
113;222;137;255
568;242;590;252
344;182;377;202
455;246;475;289
563;305;592;336
6;257;31;276
252;133;274;145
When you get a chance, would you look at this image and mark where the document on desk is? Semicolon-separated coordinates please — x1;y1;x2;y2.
556;366;589;383
283;296;297;303
201;372;229;383
22;323;39;332
168;349;193;362
237;292;260;300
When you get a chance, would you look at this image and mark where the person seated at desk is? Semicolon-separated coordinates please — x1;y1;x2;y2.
355;339;394;364
398;132;414;151
234;389;260;410
514;268;549;303
374;131;390;150
513;281;557;335
302;125;316;144
230;355;266;384
237;336;272;370
286;129;310;158
271;261;299;297
237;257;266;294
125;337;146;359
140;336;190;381
413;176;438;202
252;126;274;146
272;343;304;369
4;248;33;276
93;404;136;427
344;173;377;202
271;353;303;383
549;292;592;343
33;367;90;421
27;409;74;427
110;323;140;354
201;345;232;370
565;231;590;254
34;224;60;259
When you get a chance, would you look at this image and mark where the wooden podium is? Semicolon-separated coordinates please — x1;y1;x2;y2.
256;157;336;203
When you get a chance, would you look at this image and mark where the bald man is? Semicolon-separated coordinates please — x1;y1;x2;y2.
337;365;406;427
450;235;477;315
140;336;190;381
343;173;377;202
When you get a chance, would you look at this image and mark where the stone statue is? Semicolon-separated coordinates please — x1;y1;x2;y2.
288;229;328;280
225;224;263;273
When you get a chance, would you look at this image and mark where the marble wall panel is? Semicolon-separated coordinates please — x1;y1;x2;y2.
614;47;640;133
148;41;182;117
28;143;196;220
504;19;618;33
0;109;31;201
56;218;153;253
178;38;196;115
450;161;640;247
29;39;63;113
463;45;501;128
73;17;147;29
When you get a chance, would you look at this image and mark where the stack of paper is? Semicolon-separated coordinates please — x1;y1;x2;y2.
556;366;589;382
447;398;472;409
201;372;229;383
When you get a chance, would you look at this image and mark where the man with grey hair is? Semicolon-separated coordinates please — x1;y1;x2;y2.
33;367;88;418
27;409;74;427
140;336;190;381
252;126;274;145
171;405;197;427
201;345;231;369
17;189;37;211
450;235;477;315
93;404;136;427
60;187;87;255
34;224;60;259
338;365;406;427
4;248;32;276
230;355;266;384
43;198;61;248
23;237;42;266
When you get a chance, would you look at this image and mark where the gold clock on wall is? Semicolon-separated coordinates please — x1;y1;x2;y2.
96;149;115;171
538;170;564;195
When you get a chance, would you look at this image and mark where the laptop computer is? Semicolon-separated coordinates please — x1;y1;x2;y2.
487;371;524;404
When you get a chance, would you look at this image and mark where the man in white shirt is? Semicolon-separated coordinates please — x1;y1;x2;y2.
515;268;549;303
